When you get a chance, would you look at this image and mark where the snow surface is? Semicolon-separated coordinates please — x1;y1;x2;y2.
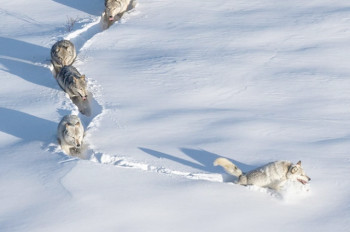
1;0;350;231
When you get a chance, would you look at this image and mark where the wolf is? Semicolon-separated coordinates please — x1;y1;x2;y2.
51;40;76;73
56;65;88;101
214;158;311;190
103;0;132;28
57;115;84;155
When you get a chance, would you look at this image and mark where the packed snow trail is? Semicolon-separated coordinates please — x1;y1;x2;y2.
47;1;311;201
48;3;229;187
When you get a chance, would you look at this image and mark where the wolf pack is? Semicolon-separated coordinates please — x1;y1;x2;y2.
51;0;311;193
52;0;133;157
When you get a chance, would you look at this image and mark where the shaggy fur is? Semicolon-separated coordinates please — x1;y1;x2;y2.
214;158;311;190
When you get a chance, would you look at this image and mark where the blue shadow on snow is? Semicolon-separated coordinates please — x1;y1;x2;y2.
139;147;255;174
52;0;105;16
0;107;57;144
0;37;57;89
0;58;57;90
0;36;49;61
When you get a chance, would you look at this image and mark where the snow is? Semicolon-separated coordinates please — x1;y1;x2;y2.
1;0;350;231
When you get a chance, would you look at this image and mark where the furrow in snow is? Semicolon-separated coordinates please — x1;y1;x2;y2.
87;151;224;183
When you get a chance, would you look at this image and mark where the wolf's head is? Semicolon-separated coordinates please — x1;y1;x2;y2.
70;75;88;100
286;161;311;185
105;0;122;21
53;42;75;65
64;122;83;148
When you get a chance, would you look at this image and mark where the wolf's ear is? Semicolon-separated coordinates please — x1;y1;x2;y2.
81;75;85;80
73;76;77;83
297;160;302;166
75;121;80;126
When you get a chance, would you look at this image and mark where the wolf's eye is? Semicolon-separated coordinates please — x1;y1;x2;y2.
291;167;298;174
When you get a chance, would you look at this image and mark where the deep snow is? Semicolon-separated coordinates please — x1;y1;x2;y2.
1;0;350;231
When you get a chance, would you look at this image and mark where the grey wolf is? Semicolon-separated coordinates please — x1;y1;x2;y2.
102;0;132;28
51;40;76;73
214;158;311;190
57;115;84;155
56;65;88;101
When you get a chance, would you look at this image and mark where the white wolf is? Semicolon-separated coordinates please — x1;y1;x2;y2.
102;0;132;28
214;158;311;190
57;115;84;155
56;65;88;101
51;40;76;73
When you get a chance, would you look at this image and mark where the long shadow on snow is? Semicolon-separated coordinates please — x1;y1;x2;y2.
0;37;49;62
180;148;254;173
139;147;255;176
0;107;57;145
0;37;57;89
52;0;104;16
0;58;57;90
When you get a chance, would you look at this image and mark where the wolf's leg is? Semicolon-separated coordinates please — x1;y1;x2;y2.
60;143;71;155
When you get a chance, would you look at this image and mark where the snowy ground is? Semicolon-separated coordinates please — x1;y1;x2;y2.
1;0;350;231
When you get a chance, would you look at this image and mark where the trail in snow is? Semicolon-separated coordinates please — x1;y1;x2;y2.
46;6;229;185
46;2;310;201
89;151;224;183
46;16;105;156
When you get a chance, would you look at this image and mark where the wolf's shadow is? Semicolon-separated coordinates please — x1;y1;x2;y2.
52;0;105;16
0;37;57;90
0;36;49;61
0;58;57;90
0;107;57;145
139;147;256;182
70;92;93;117
68;90;103;119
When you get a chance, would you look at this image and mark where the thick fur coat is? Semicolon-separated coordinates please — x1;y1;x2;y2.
102;0;132;28
57;65;88;101
214;158;311;190
57;115;84;155
51;40;76;73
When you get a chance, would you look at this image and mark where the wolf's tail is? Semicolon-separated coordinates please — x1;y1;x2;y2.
214;157;243;177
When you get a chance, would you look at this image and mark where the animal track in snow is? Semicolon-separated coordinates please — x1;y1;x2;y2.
47;3;311;201
47;4;229;185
